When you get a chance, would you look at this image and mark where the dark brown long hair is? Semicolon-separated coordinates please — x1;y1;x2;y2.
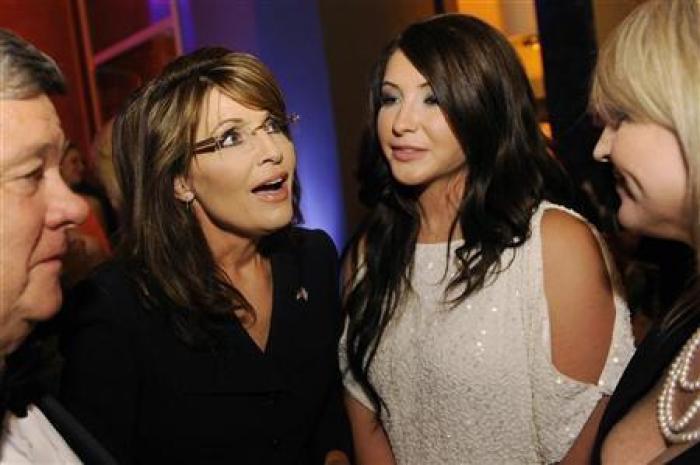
113;47;301;347
344;14;572;417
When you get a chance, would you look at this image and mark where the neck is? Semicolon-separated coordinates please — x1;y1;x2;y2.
416;172;465;243
194;205;265;278
213;237;262;277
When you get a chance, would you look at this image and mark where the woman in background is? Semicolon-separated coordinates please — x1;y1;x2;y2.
89;118;122;219
60;141;110;235
60;47;351;465
59;141;112;287
589;0;700;463
341;14;634;464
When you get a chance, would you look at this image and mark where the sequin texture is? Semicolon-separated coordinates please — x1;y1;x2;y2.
340;202;635;464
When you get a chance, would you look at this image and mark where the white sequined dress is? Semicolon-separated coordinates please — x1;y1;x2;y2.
340;202;635;465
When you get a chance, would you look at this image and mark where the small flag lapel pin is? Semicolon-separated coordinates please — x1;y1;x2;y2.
295;286;309;303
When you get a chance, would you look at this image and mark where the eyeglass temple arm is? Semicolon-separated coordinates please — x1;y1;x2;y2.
193;137;217;154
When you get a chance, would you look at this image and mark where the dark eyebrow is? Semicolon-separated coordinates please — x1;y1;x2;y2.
209;118;245;136
381;81;431;90
210;113;273;136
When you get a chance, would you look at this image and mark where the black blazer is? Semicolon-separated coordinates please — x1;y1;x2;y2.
592;314;700;464
59;228;351;464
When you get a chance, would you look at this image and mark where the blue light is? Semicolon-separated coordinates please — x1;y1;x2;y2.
147;0;171;23
176;0;347;249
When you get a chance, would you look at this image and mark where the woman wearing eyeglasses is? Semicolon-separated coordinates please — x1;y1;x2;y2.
58;47;351;465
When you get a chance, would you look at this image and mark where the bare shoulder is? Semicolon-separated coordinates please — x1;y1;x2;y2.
540;208;604;264
539;207;611;304
539;208;615;383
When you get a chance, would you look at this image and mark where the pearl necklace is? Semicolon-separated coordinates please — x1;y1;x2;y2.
658;326;700;443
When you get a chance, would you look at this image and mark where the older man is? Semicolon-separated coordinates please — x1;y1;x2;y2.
0;29;115;463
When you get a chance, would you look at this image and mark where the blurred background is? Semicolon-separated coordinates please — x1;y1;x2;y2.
7;0;687;336
0;0;648;245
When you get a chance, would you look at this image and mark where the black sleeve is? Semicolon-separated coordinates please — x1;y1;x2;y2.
59;269;140;465
308;230;354;462
312;356;354;463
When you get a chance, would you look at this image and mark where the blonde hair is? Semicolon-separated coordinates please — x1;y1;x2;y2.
591;0;700;250
591;0;700;328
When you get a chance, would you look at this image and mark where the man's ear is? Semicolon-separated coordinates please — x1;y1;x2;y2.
173;176;195;203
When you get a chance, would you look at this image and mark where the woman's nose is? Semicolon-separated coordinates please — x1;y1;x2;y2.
392;103;418;134
256;133;284;165
593;126;615;162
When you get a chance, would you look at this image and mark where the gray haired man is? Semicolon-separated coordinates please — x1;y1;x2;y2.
0;28;114;464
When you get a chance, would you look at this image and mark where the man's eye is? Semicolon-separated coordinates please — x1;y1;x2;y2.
218;128;244;148
26;167;44;182
14;166;44;193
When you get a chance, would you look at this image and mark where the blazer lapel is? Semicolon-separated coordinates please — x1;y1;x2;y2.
265;248;306;360
35;395;118;465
